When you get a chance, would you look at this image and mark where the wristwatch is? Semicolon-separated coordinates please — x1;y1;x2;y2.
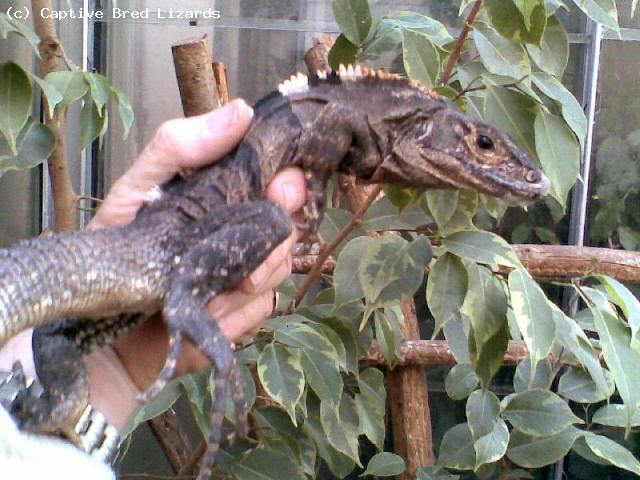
0;362;121;464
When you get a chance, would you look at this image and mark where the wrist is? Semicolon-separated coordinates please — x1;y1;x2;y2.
85;347;141;433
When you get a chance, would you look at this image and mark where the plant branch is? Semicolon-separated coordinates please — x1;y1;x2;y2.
31;0;78;231
177;440;206;477
289;185;382;311
438;0;484;86
452;77;528;101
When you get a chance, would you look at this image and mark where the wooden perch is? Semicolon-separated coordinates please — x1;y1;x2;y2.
363;340;530;367
292;244;640;284
511;244;640;283
212;62;229;105
172;35;220;115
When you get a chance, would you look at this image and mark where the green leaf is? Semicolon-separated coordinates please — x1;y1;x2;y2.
383;185;424;211
361;452;405;477
467;390;500;441
83;72;111;113
570;0;619;32
30;74;63;119
474;419;509;469
80;92;108;150
438;190;478;234
552;306;609;394
0;121;55;177
508;269;555;382
320;208;363;252
584;432;640;476
445;364;479;400
231;445;306;480
355;393;385;449
526;15;569;78
275;323;342;408
363;20;403;57
480;194;508;221
558;366;614;403
333;236;374;310
484;0;547;45
374;310;403;366
0;13;40;53
112;86;134;138
593;275;640;346
328;34;360;70
304;394;355;477
507;427;582;468
484;85;537;158
418;467;460;480
181;369;213;434
514;357;553;393
123;379;181;437
321;394;361;464
427;190;458;229
46;71;89;112
356;368;386;447
501;390;583;436
359;235;431;309
534;111;580;206
473;24;531;80
362;196;430;231
402;31;441;89
592;404;640;427
257;343;305;424
332;0;372;45
427;253;468;336
438;423;476;470
0;62;32;153
463;264;509;387
618;226;640;251
380;11;453;47
443;230;520;267
580;290;640;431
443;316;471;364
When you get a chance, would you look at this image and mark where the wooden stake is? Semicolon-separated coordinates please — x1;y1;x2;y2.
172;35;220;116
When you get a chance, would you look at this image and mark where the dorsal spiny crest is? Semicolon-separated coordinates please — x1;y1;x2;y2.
277;72;309;96
307;64;439;99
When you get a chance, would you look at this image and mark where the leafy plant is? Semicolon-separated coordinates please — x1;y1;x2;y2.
0;10;132;210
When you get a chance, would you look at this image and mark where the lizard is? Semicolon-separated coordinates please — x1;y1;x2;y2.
0;64;550;479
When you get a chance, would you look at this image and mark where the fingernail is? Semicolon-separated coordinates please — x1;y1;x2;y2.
249;263;269;289
281;182;297;211
207;100;253;133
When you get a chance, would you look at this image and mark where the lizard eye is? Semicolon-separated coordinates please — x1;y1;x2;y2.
477;135;494;150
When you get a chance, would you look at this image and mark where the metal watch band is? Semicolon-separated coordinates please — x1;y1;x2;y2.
0;362;121;464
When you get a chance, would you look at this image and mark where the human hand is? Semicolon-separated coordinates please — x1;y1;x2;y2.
0;99;306;431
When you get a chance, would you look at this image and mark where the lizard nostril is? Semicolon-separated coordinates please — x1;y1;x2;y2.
525;170;539;183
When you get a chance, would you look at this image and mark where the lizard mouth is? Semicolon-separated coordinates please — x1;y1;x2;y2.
500;173;551;205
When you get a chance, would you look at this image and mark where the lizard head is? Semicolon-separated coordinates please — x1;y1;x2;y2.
372;107;550;205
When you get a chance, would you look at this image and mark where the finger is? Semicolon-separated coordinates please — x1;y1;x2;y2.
90;100;254;229
265;167;307;213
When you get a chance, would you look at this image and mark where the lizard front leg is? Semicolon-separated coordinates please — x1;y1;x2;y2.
141;201;292;479
295;102;381;237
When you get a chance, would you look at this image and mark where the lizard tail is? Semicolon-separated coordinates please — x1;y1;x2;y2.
0;228;139;344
